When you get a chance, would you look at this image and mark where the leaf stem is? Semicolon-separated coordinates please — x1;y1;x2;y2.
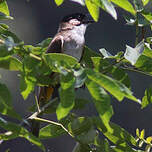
29;53;41;61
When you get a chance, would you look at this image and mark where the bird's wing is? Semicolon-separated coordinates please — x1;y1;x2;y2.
47;35;64;53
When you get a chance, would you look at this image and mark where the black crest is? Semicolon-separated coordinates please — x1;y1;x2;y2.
62;13;85;22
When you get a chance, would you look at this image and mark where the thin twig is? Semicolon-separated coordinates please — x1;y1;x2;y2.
33;117;74;138
121;66;152;77
28;97;58;120
34;93;40;113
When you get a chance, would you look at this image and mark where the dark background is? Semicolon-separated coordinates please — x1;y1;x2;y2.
0;0;152;151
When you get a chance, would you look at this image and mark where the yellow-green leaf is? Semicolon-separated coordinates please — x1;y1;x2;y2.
54;0;64;6
111;0;136;15
142;0;150;6
0;0;9;16
136;128;140;137
146;136;152;144
140;129;145;139
85;0;99;21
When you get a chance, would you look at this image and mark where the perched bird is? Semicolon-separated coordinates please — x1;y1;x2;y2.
31;13;94;137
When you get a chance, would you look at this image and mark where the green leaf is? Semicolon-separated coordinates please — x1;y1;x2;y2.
0;117;45;151
43;53;79;72
39;124;66;139
0;0;9;16
24;45;43;56
110;67;131;88
81;46;100;68
37;37;52;48
86;69;139;102
111;0;136;15
101;0;117;20
0;83;21;120
73;67;86;88
74;98;90;110
68;117;92;136
142;0;150;5
86;78;113;133
56;73;75;120
76;127;97;144
93;117;137;147
72;143;92;152
124;41;144;65
54;0;64;6
141;86;152;109
85;0;100;21
133;0;144;12
0;56;22;71
0;13;13;20
135;55;152;75
145;145;151;152
0;27;21;43
20;75;35;100
94;137;113;152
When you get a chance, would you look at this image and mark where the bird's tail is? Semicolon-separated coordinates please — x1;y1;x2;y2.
31;86;54;137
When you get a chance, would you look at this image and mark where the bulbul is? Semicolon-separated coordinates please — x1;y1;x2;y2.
31;13;94;137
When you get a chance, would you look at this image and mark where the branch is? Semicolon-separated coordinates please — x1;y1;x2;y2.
33;117;74;138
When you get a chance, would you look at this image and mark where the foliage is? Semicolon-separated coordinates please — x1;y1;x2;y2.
0;0;152;151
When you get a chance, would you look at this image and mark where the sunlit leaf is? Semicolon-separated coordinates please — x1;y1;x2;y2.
140;129;145;139
142;0;150;6
136;128;140;137
0;13;13;20
111;0;136;15
0;56;22;71
70;0;85;5
86;78;113;133
101;0;117;20
146;136;152;144
141;86;152;109
56;73;75;120
0;0;9;16
93;117;137;147
54;0;64;6
145;145;151;152
85;0;100;21
20;75;35;100
124;41;144;65
86;69;139;102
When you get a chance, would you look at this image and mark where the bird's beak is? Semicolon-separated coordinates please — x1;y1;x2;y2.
82;13;95;24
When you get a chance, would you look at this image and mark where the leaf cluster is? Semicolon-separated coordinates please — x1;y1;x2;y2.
0;0;152;152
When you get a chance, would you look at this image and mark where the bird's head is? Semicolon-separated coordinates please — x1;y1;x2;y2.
58;13;94;34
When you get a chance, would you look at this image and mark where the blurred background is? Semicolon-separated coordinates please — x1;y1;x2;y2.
0;0;152;151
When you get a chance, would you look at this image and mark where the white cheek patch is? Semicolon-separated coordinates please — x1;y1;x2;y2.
69;19;81;26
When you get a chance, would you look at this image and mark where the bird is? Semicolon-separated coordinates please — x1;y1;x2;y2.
31;13;94;137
